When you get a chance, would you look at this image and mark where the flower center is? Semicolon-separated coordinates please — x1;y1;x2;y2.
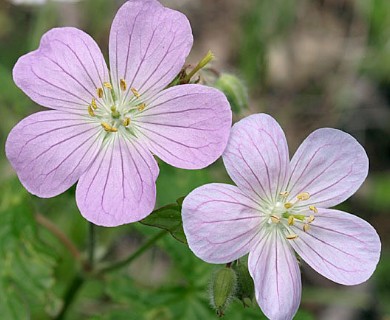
264;191;317;240
86;79;147;134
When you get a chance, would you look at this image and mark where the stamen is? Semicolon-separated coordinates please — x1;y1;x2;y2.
97;87;103;98
91;98;98;110
279;191;289;197
123;117;130;127
297;192;310;201
286;234;298;240
303;224;310;232
287;215;294;226
88;105;95;117
270;215;280;223
137;103;146;111
131;87;140;98
103;82;113;89
101;122;118;132
120;79;127;91
309;206;318;213
308;215;315;223
284;202;293;209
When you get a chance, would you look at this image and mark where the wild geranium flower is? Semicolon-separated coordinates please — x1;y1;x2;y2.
182;113;380;320
6;0;232;226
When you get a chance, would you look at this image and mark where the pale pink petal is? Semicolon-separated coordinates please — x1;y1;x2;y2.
248;230;301;320
109;0;192;97
134;84;231;169
287;128;368;208
223;113;290;205
76;133;159;227
5;111;103;197
182;183;263;263
13;27;109;114
289;208;381;285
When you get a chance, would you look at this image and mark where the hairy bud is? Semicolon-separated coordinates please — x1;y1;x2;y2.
233;260;255;307
215;73;248;114
210;266;237;317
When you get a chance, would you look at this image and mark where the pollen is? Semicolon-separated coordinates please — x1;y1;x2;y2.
297;192;310;201
137;103;146;111
131;87;141;98
309;205;318;213
103;82;113;89
308;215;315;223
97;87;104;98
101;122;118;132
120;79;127;91
284;202;293;209
279;191;289;197
270;215;280;223
303;224;310;232
286;234;298;240
88;105;95;117
91;98;98;110
123;117;130;127
287;215;294;225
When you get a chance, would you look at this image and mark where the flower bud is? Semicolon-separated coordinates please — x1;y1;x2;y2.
233;261;255;307
215;73;248;114
210;267;237;317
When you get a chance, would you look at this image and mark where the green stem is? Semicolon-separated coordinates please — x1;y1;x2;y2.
182;50;214;84
55;274;85;320
97;230;167;274
88;222;96;270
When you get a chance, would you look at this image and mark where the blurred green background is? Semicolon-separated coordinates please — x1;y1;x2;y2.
0;0;389;319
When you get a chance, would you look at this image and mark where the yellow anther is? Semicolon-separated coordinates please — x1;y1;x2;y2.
270;215;280;223
111;105;117;112
284;202;293;209
137;103;146;111
297;192;310;201
309;206;318;213
286;234;298;240
88;105;95;117
279;191;289;197
103;82;113;89
131;87;140;98
308;215;315;223
101;122;118;133
287;215;294;226
123;117;131;126
97;87;103;98
303;224;310;232
120;79;127;91
91;98;98;109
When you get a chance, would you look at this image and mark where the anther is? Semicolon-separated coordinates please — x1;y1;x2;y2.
309;206;318;213
97;87;103;98
279;191;289;197
103;82;113;89
270;215;280;223
101;122;118;132
308;215;315;223
137;103;146;111
88;105;95;117
120;79;127;91
303;224;310;232
284;202;293;209
131;87;140;98
91;98;98;110
286;234;298;240
297;192;310;201
123;117;130;127
287;215;294;226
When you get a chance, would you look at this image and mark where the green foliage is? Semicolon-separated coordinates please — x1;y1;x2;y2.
0;179;58;319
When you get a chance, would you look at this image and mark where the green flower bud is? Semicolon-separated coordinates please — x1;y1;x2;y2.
233;261;255;307
214;73;248;114
210;267;237;317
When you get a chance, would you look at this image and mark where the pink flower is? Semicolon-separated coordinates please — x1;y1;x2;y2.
182;113;380;320
6;0;232;227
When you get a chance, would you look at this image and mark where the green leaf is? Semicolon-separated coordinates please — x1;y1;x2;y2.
0;179;59;319
140;199;186;244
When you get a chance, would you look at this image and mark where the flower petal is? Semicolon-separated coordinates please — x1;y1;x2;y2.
248;230;301;320
287;128;368;208
13;27;109;114
223;113;290;205
109;0;192;96
182;183;263;263
289;208;381;285
135;84;232;169
5;111;103;197
76;133;159;227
